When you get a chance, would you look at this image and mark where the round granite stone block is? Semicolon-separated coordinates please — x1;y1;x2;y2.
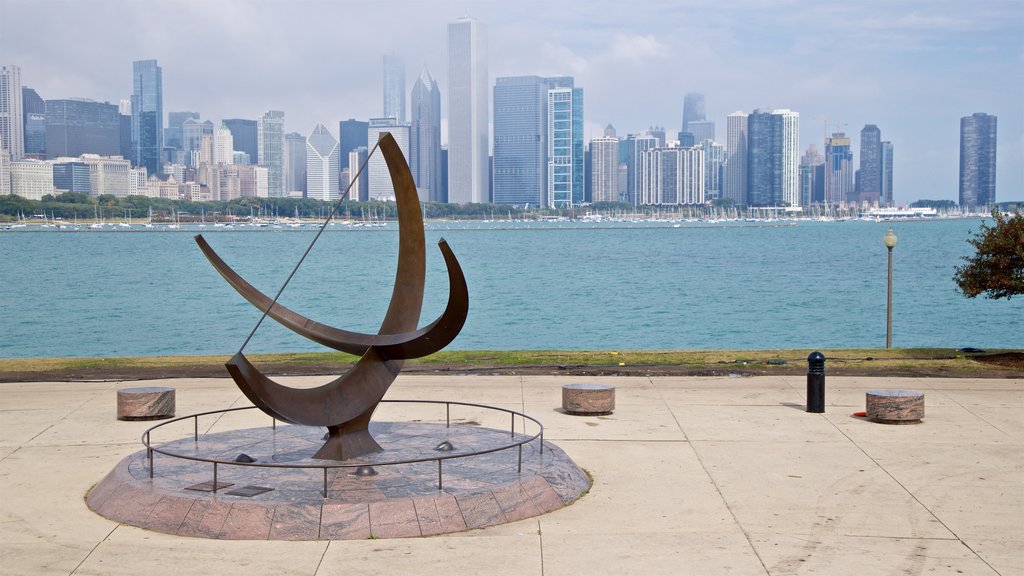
562;383;615;415
117;387;175;420
866;389;924;424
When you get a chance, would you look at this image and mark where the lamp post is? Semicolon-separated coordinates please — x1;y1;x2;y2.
884;228;898;349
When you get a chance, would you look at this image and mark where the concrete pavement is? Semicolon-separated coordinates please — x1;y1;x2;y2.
1;374;1021;575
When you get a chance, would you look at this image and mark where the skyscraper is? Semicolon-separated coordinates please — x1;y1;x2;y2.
700;139;725;200
725;112;748;205
338;119;368;172
165;111;199;150
22;87;45;159
284;132;306;196
800;145;824;207
257;110;285;197
880;141;893;206
131;59;163;176
383;55;406;124
410;67;442;202
625;133;658;207
959;113;997;208
590;136;619;203
214;125;234;165
639;147;704;206
493;75;550;207
746;110;773;206
0;65;24;160
858;124;882;205
688;120;715;144
447;17;488;204
682;92;705;134
772;109;800;207
824;132;854;205
222;119;258;165
306;123;340;201
547;85;584;207
45;99;121;159
366;118;410;201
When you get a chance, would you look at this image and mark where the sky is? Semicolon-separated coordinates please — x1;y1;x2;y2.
2;0;1022;204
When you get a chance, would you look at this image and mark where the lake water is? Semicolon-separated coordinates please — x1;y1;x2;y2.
1;219;1021;358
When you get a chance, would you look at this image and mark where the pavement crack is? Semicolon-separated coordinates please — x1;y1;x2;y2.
68;524;118;575
312;540;331;575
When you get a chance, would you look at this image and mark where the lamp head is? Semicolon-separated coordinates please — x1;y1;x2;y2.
883;228;897;249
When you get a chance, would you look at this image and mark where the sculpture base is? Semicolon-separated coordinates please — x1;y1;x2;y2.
88;421;589;540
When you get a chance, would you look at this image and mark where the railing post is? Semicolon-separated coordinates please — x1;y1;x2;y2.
807;351;826;413
213;462;218;492
194;415;198;442
323;468;328;498
437;460;443;491
446;403;450;428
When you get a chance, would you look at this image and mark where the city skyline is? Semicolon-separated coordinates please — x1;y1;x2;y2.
0;0;1021;203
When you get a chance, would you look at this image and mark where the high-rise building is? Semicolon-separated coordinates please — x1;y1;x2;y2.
257;110;285;197
746;109;799;206
284;132;306;196
824;132;854;205
222;119;258;165
772;109;800;207
746;110;773;207
214;125;234;165
366;118;410;201
0;65;24;160
447;17;488;204
800;145;824;207
182;118;213;166
639;146;704;206
688;120;715;144
725;111;748;204
858;124;882;205
880;141;893;206
682;92;705;134
165;111;198;150
547;85;584;207
590;136;619;203
131;59;163;176
305;123;340;201
383;55;406;124
338;119;368;172
45;99;122;159
493;75;552;207
625;133;658;207
410;67;442;202
348;146;368;201
959;113;997;208
22;87;45;159
700;139;725;201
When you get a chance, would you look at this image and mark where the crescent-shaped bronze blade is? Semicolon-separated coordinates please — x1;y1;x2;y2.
194;236;468;359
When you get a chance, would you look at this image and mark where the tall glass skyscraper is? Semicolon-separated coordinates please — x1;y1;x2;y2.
824;132;854;205
493;76;581;208
45;99;122;159
258;110;285;197
338;119;368;172
22;87;46;159
746;109;799;207
959;113;997;208
880;141;893;206
222;119;258;164
725;111;748;205
682;92;705;134
447;17;488;204
411;68;442;202
165;111;199;150
131;59;163;176
284;132;306;196
858;124;882;205
383;55;406;124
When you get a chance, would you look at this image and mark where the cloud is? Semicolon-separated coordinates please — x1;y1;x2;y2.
605;34;669;62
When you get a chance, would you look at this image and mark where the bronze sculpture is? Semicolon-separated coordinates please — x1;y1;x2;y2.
195;133;468;460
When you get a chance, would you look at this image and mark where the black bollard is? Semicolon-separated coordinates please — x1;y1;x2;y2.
806;351;825;413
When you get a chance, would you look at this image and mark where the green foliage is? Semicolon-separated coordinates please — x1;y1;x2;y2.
911;199;957;209
953;210;1024;300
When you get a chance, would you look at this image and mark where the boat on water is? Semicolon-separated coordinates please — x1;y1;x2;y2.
860;207;939;221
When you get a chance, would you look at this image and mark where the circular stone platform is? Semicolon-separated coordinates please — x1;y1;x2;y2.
866;389;925;424
87;422;589;540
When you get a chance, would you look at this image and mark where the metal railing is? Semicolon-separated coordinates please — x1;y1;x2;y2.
141;400;545;497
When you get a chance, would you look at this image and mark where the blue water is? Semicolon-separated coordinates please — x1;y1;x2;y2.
1;219;1020;358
